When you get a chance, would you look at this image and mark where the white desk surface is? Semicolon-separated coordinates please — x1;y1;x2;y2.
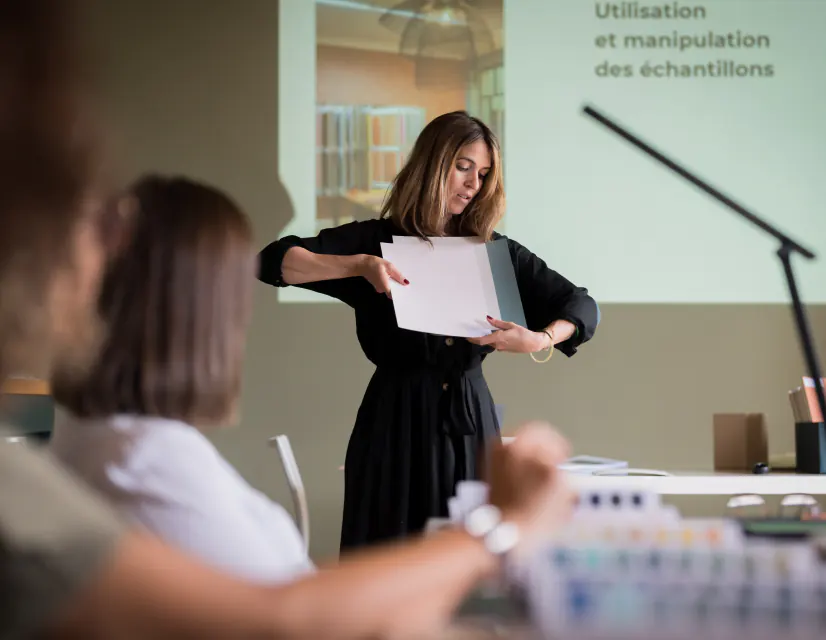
342;440;826;495
568;471;826;495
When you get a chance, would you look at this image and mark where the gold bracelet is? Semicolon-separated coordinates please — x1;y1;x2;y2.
530;330;554;363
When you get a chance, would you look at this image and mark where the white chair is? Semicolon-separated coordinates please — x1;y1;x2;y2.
268;435;310;553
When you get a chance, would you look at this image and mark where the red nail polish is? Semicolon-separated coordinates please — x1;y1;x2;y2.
486;315;492;320
404;279;410;285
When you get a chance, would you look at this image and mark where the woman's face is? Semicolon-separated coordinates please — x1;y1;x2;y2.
446;139;491;215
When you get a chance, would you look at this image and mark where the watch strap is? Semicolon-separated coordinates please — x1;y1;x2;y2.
463;504;520;556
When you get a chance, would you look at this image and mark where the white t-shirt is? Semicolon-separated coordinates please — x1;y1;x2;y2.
49;413;314;584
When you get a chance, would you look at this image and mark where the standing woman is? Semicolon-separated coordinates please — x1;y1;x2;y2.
258;111;599;552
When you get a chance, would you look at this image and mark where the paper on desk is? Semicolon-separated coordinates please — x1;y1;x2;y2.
380;237;526;338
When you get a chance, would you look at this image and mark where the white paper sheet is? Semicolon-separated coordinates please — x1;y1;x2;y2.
380;240;501;338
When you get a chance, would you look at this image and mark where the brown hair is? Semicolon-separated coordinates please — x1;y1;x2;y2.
52;175;256;427
380;110;505;240
0;0;110;382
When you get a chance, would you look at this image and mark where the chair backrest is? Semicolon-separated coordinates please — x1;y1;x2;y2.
268;435;310;553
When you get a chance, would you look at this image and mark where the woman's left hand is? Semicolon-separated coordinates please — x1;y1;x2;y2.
467;316;550;354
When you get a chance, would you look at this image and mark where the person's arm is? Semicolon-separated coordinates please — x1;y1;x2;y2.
280;247;369;286
257;220;406;303
50;528;494;640
50;423;571;640
283;529;498;638
538;319;578;349
281;247;406;296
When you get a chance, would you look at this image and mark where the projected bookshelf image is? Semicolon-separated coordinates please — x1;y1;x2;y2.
314;0;505;235
316;106;425;231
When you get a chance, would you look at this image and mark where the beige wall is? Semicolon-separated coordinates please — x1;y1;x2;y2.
85;0;826;562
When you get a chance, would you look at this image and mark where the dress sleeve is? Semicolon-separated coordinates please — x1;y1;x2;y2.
507;237;600;357
0;444;125;639
257;219;382;307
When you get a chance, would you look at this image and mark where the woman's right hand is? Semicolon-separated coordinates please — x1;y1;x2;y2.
486;422;575;557
357;255;408;297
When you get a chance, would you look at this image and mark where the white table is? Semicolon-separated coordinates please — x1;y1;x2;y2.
339;463;826;497
568;471;826;495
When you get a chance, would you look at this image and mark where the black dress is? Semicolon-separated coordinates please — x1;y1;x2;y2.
258;218;599;552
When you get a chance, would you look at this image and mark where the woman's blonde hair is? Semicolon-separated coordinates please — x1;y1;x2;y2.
380;111;504;240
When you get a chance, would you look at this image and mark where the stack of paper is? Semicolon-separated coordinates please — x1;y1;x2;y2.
380;236;526;338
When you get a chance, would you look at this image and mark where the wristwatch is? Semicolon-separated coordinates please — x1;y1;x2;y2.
463;504;520;555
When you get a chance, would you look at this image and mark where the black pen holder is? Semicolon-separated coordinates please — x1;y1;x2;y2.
795;422;826;474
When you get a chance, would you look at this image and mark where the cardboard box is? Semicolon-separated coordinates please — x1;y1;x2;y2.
713;413;768;472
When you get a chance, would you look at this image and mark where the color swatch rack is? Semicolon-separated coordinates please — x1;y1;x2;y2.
524;487;826;639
